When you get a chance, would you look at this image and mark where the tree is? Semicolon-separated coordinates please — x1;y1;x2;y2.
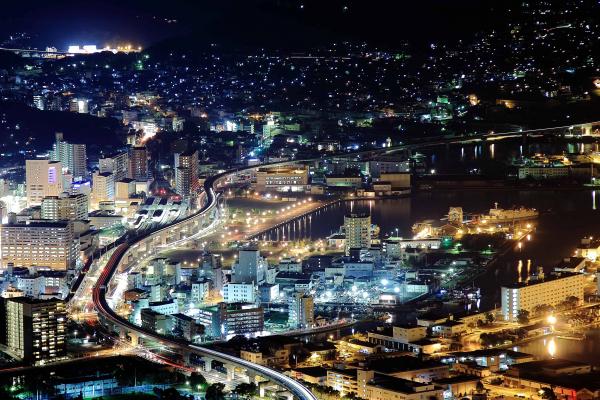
540;387;557;400
233;382;258;398
206;383;226;400
485;312;495;324
188;372;207;389
476;381;485;393
533;304;553;317
517;309;530;324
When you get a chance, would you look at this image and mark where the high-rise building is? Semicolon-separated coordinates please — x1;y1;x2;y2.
49;132;87;180
32;95;45;110
41;192;89;220
26;160;63;206
129;146;149;181
231;248;266;284
344;213;372;255
0;220;78;270
174;150;199;197
92;171;115;205
2;297;67;365
288;292;314;328
99;151;129;182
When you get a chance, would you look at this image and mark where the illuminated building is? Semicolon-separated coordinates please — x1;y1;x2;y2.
140;309;170;335
223;283;256;304
92;172;115;206
170;313;201;341
67;44;141;54
325;175;363;188
231;248;267;284
132;119;158;141
41;192;88;220
25;160;63;206
501;271;586;321
49;132;87;180
115;179;136;200
32;95;45;110
128;146;149;181
174;150;199;198
191;279;210;304
344;213;372;255
1;297;66;365
69;98;89;114
358;372;444;400
253;166;309;192
288;292;314;328
99;151;129;181
0;220;78;270
198;302;264;338
16;271;68;299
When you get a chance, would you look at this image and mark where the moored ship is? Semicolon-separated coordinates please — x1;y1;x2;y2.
477;203;538;223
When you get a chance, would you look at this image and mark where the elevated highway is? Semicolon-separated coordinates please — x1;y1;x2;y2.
92;171;317;399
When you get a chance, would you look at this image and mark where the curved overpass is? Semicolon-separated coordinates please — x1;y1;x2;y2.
92;170;317;400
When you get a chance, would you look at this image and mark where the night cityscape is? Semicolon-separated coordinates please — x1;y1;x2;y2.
0;0;600;399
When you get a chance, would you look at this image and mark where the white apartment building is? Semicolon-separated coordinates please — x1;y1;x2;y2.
223;283;256;304
501;272;586;321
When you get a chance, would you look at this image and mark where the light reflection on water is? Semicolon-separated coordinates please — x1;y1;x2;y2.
517;329;600;365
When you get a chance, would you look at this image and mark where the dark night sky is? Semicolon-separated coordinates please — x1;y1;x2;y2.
0;0;504;50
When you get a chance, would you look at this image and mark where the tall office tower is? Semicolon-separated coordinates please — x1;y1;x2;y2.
49;132;87;180
344;212;372;255
99;150;129;182
231;248;266;284
26;160;63;206
129;146;149;181
32;94;45;110
0;220;78;270
288;292;315;328
92;171;115;204
2;297;67;365
174;150;199;197
41;192;89;220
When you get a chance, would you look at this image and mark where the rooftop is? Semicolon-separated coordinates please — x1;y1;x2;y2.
368;373;437;394
502;271;584;289
366;356;445;374
292;366;328;378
